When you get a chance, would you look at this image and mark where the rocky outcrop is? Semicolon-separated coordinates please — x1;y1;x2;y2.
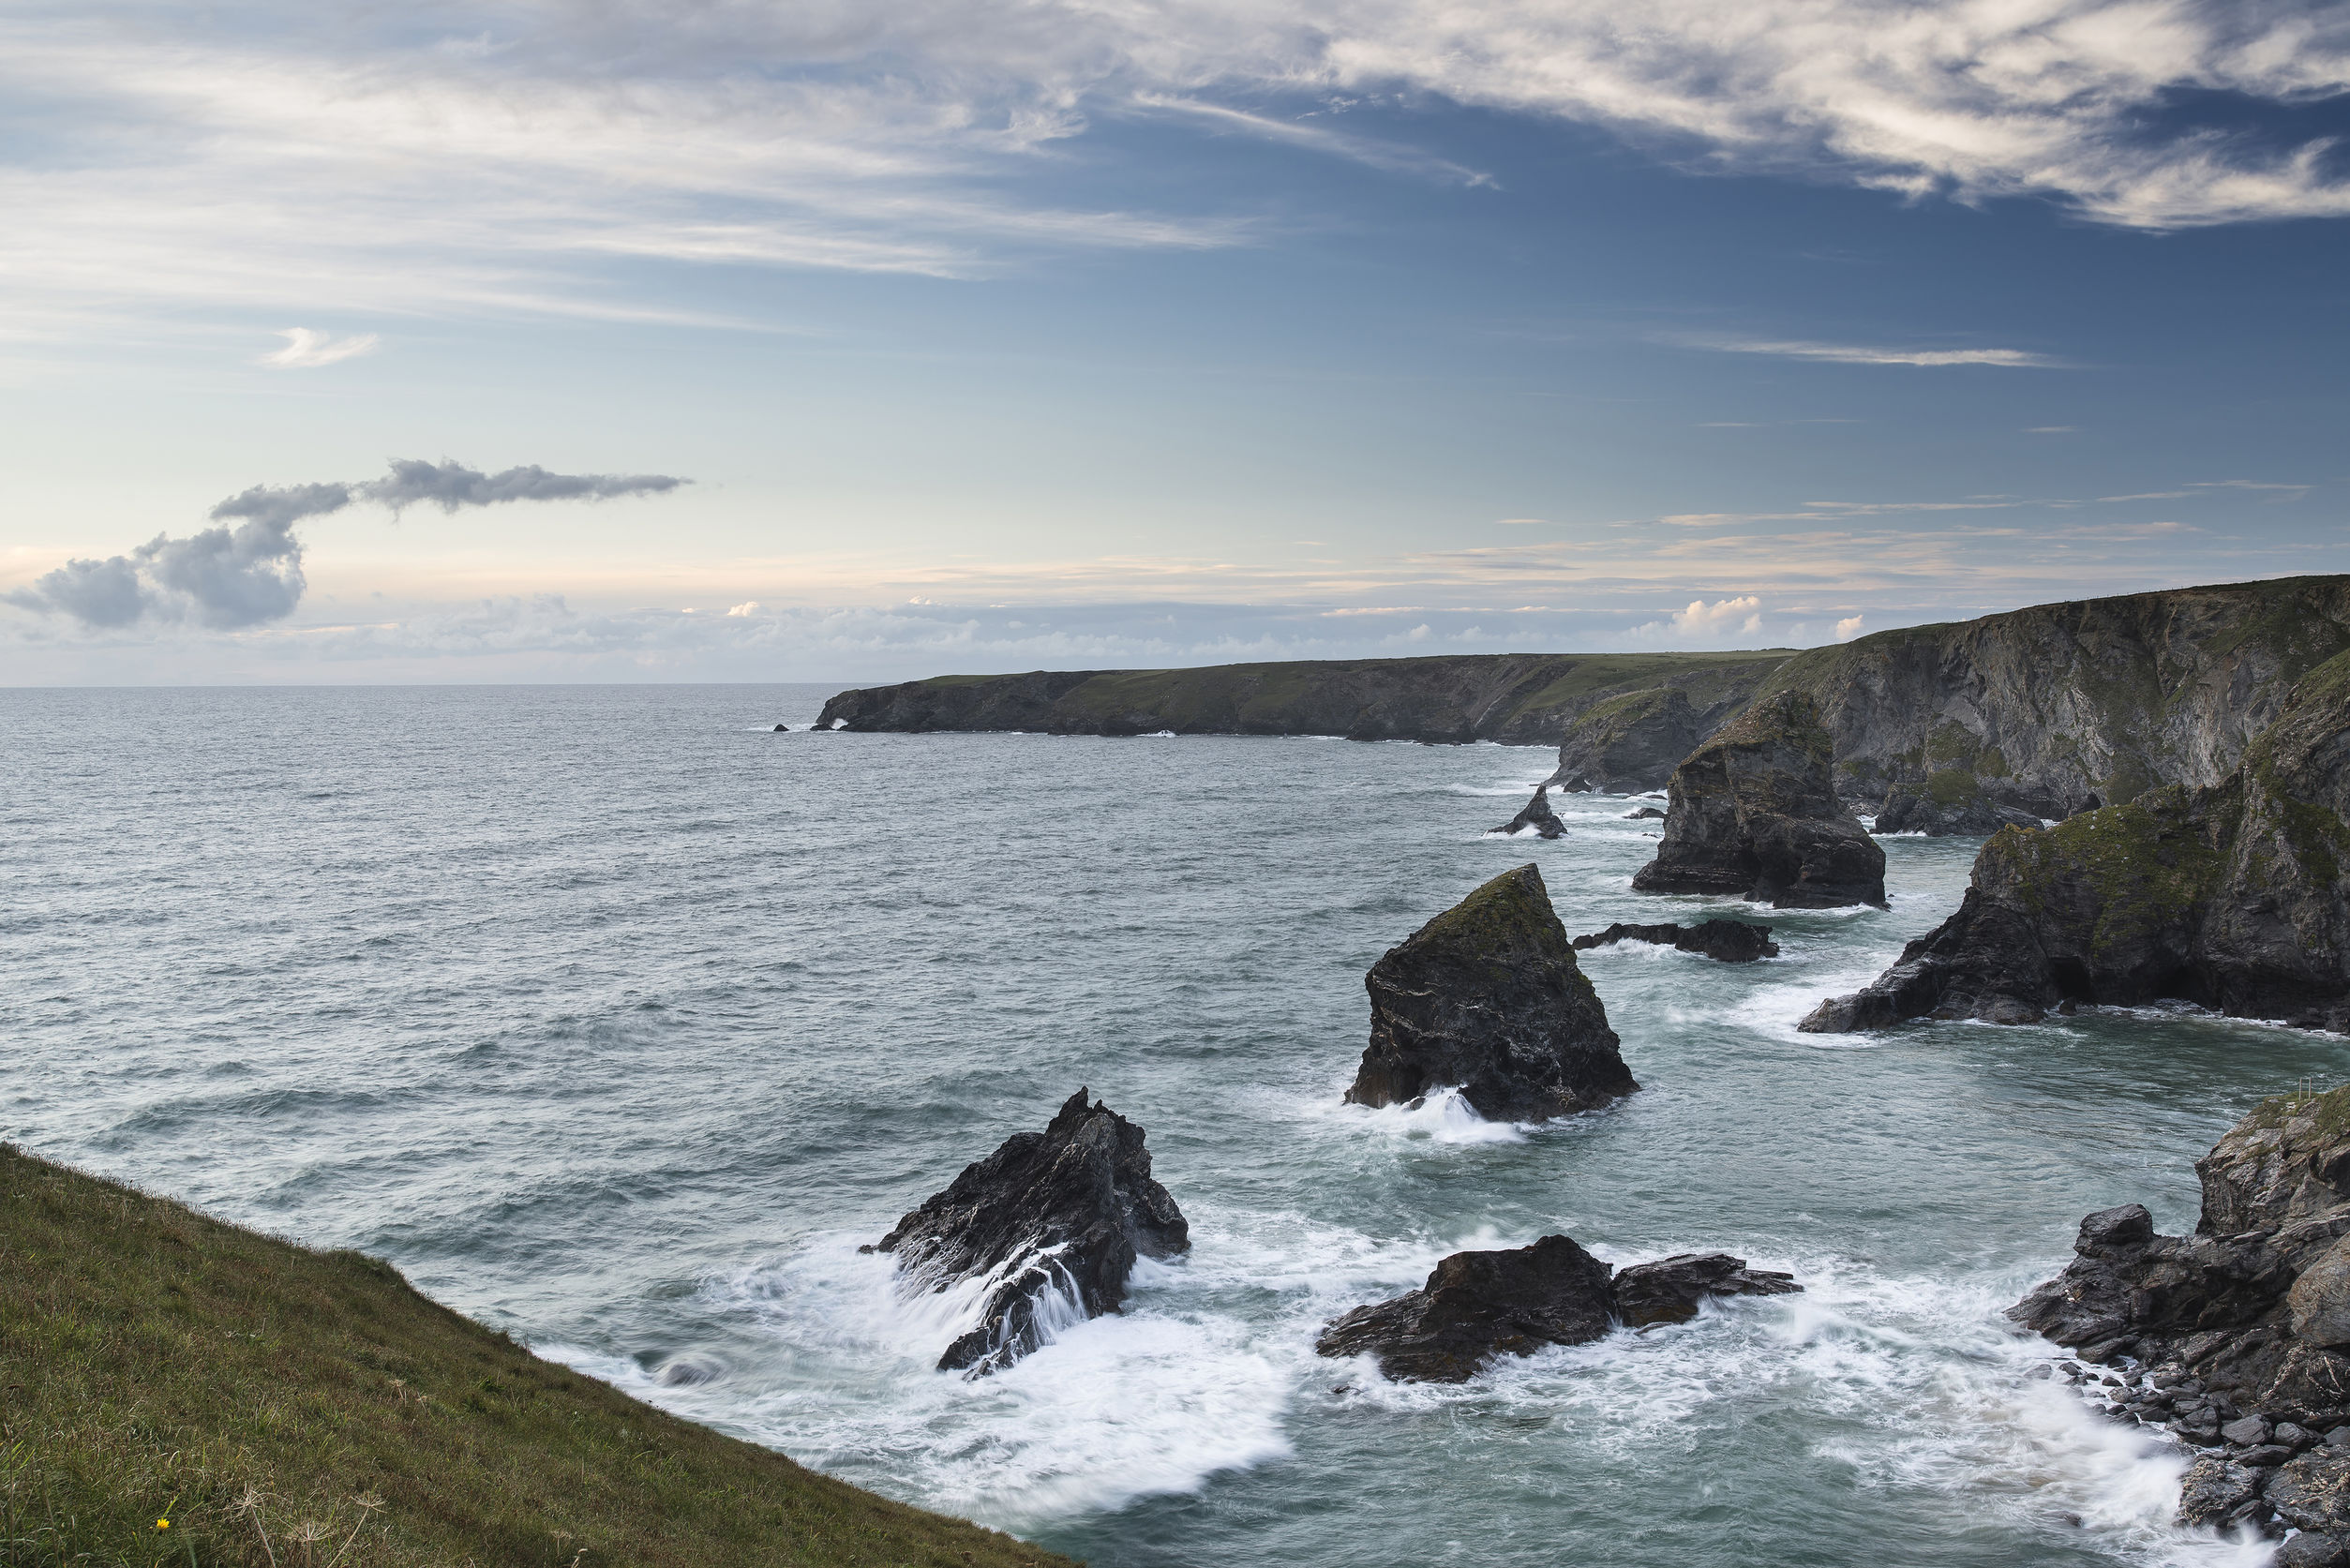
1611;1252;1801;1326
1315;1236;1799;1382
1629;691;1887;908
1801;651;2350;1034
2011;1086;2350;1546
1871;785;2042;836
1624;806;1668;820
1490;785;1567;839
817;650;1792;746
868;1090;1190;1375
1571;920;1778;963
1345;865;1637;1122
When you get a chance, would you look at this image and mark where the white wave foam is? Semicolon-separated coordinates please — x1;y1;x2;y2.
1328;1085;1530;1144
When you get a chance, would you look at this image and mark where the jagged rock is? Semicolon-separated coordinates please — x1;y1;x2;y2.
868;1090;1189;1375
1804;651;2350;1034
2178;1457;2268;1527
1872;786;2042;836
1630;690;1887;908
1314;1235;1618;1382
1610;1253;1801;1326
1571;920;1779;963
2278;1532;2350;1568
1346;864;1637;1122
2272;1453;2350;1534
1491;785;1567;839
2011;1087;2350;1452
1624;806;1668;820
1315;1237;1801;1382
772;723;788;732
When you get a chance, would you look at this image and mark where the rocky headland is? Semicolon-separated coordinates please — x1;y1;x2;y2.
2011;1086;2350;1550
1316;1235;1798;1383
815;650;1790;746
1345;863;1638;1122
1572;919;1778;963
1490;784;1567;838
1871;785;2043;837
1630;690;1887;908
1802;650;2350;1034
867;1090;1190;1374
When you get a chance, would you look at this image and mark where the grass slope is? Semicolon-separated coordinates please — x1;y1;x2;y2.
0;1145;1073;1568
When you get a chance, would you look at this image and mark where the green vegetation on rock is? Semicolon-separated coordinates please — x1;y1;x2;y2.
0;1144;1072;1568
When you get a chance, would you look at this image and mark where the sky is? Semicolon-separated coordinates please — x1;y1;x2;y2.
3;0;2347;684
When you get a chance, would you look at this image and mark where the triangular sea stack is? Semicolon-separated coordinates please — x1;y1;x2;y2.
1345;863;1637;1122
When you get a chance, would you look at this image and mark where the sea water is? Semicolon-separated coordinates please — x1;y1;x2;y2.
7;683;2343;1568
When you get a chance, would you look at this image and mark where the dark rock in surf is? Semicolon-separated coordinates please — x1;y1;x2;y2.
1624;806;1668;820
1345;864;1637;1123
869;1090;1189;1375
1571;919;1778;963
1631;690;1887;909
1872;785;2039;837
1611;1253;1801;1326
1315;1237;1804;1382
773;723;788;732
1314;1235;1617;1382
1490;784;1567;839
1803;651;2350;1035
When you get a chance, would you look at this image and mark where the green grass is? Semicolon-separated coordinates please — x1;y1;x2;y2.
0;1145;1075;1568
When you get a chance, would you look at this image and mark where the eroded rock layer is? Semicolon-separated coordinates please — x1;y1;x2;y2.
870;1090;1189;1375
1346;864;1637;1122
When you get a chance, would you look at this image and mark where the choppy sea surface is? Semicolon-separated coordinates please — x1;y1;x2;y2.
10;683;2349;1567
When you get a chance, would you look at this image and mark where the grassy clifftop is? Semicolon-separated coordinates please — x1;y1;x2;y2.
0;1144;1071;1568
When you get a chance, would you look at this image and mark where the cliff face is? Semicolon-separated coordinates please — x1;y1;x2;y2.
1630;691;1887;908
1761;575;2350;819
1802;650;2350;1031
815;651;1791;746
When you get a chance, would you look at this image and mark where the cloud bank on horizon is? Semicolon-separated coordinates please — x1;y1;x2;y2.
6;462;688;630
2;0;2345;326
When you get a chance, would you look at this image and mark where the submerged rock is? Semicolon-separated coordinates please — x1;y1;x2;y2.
1630;690;1887;909
1872;786;2041;837
1490;784;1567;839
1624;806;1668;821
2011;1084;2350;1510
1316;1236;1803;1382
1803;651;2350;1034
869;1090;1190;1375
1571;919;1778;963
1345;864;1637;1122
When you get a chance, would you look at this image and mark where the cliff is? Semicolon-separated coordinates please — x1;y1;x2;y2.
0;1143;1073;1568
1759;575;2350;819
815;651;1791;745
1803;650;2350;1031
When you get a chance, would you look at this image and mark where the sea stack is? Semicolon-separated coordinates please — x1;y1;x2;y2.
868;1090;1189;1374
1630;690;1887;908
1345;864;1637;1122
2010;1085;2350;1544
1491;784;1567;839
1804;650;2350;1033
1316;1235;1798;1383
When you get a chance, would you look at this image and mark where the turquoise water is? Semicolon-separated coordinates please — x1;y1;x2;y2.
8;684;2347;1567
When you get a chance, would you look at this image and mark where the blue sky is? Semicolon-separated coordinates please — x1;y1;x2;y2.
4;0;2347;682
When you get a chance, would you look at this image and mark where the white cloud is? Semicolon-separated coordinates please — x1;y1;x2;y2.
1834;613;1864;641
259;327;379;368
1;0;2344;335
1627;594;1765;642
1684;337;2063;367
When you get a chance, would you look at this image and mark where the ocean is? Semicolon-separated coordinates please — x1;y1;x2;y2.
8;682;2341;1567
